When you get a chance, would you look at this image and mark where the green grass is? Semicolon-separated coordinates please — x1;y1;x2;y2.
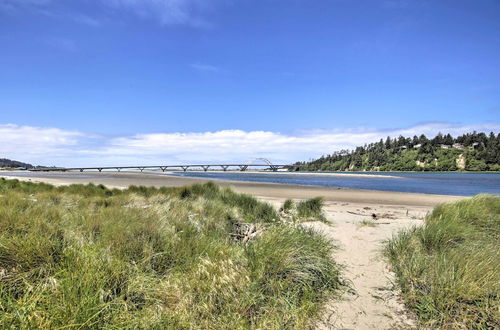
0;178;340;329
296;197;326;222
385;195;500;329
279;197;327;223
282;199;295;214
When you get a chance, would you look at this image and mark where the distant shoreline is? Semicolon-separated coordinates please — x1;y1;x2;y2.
163;170;401;179
0;171;463;207
2;168;499;174
287;169;500;174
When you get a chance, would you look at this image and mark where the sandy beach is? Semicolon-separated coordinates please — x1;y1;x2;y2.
244;170;401;178
163;169;402;179
0;170;461;206
1;171;464;329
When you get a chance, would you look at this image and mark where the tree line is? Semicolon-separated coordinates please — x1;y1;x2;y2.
0;158;34;169
292;131;500;172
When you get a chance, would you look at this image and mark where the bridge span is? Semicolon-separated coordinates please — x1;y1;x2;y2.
30;163;289;173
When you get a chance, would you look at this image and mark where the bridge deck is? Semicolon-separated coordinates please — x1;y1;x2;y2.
30;164;290;172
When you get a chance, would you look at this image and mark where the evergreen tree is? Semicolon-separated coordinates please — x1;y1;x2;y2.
294;131;500;172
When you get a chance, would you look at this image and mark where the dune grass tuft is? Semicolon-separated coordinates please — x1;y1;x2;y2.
385;194;500;329
282;199;295;213
279;197;327;223
296;197;326;222
0;178;340;328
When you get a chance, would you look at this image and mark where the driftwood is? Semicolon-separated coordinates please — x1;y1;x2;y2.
347;211;377;219
231;222;266;244
347;211;398;220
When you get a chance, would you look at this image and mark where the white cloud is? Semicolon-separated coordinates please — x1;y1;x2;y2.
1;122;498;167
190;63;221;73
0;124;82;150
0;124;84;166
102;0;219;27
0;0;51;8
0;0;51;14
0;0;220;27
70;14;101;27
101;122;500;164
0;1;102;27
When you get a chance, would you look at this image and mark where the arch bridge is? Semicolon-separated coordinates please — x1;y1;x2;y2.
30;159;289;173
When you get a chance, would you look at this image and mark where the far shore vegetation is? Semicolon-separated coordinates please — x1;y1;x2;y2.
0;178;341;328
386;195;500;329
293;131;500;172
0;158;34;170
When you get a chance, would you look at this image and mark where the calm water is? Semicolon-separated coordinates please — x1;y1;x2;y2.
173;171;500;196
2;171;499;196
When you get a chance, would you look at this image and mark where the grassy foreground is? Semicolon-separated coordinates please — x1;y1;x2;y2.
0;178;340;329
386;195;500;329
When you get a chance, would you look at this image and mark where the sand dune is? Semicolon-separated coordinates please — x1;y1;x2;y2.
1;171;464;329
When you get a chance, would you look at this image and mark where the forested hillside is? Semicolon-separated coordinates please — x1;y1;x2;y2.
293;132;500;172
0;158;33;169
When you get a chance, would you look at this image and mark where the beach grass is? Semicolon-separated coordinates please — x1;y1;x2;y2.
385;194;500;329
0;178;340;329
279;197;327;223
282;198;295;213
296;197;326;222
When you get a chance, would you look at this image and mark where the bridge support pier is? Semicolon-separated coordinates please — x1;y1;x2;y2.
28;160;286;174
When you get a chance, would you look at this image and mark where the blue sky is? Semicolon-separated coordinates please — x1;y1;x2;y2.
1;0;499;166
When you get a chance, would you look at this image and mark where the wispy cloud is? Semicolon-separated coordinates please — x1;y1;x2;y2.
71;13;100;27
102;0;220;27
189;62;222;73
1;122;499;167
43;37;77;52
52;12;101;27
0;0;47;15
381;0;429;9
0;0;101;27
382;0;411;9
0;0;51;9
1;0;221;28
